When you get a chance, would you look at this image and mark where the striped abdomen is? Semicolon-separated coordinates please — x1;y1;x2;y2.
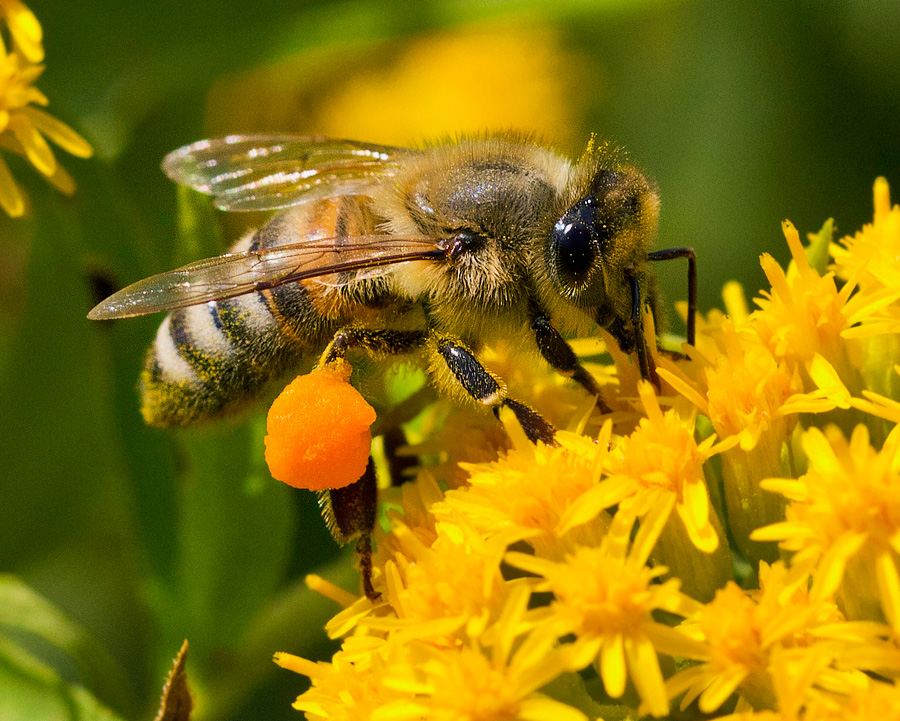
141;198;375;427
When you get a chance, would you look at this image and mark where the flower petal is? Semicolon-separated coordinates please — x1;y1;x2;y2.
23;106;93;158
875;550;900;632
624;636;668;717
600;633;626;698
9;113;55;175
0;154;24;216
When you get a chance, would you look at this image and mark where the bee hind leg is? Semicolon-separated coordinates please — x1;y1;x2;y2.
319;457;380;600
315;326;429;600
315;325;556;600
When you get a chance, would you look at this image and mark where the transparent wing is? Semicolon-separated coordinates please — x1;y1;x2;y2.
88;236;445;320
162;134;412;212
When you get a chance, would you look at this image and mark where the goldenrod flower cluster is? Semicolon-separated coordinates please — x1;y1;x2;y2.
0;0;91;216
276;179;900;720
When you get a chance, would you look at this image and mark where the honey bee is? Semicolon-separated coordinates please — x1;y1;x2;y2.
89;132;695;597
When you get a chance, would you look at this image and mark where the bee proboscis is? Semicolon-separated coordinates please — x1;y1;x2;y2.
90;132;696;598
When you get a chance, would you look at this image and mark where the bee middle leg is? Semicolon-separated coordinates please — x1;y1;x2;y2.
320;326;427;365
429;333;557;445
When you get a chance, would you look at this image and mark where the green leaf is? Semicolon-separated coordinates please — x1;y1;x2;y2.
200;559;357;721
153;641;193;721
173;417;297;657
0;578;131;719
0;642;124;721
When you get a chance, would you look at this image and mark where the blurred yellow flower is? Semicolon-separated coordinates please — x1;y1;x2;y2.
0;0;41;62
206;21;593;152
316;23;589;148
0;5;91;216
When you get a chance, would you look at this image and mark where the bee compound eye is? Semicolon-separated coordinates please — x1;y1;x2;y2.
552;219;596;287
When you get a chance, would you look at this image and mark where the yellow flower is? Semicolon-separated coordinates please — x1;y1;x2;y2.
710;645;853;721
507;509;705;718
280;588;588;721
364;518;525;643
832;177;900;294
665;561;855;714
754;220;900;425
825;679;900;721
0;31;92;216
437;421;612;558
659;317;801;567
275;638;409;721
601;383;727;552
752;424;900;631
0;0;41;62
661;318;803;452
755;221;853;369
561;381;733;598
831;178;900;409
380;588;587;721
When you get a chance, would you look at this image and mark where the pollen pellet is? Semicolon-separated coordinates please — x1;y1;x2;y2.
264;361;376;491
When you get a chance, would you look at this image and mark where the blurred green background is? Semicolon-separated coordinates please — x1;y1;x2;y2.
1;1;899;719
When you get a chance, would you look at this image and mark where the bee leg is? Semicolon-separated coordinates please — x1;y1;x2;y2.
382;425;417;487
320;327;426;366
529;308;612;413
431;335;557;445
627;271;660;387
319;457;380;600
647;247;697;346
315;326;427;600
495;398;558;446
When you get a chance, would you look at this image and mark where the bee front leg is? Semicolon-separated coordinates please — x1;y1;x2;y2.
529;307;612;412
429;333;557;445
627;271;660;386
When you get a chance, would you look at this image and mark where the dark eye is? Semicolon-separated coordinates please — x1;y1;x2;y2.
550;194;600;289
552;218;595;286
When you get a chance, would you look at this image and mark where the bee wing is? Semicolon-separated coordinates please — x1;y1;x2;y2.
162;135;412;212
87;235;444;320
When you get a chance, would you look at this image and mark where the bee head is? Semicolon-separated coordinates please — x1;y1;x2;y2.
545;164;659;329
